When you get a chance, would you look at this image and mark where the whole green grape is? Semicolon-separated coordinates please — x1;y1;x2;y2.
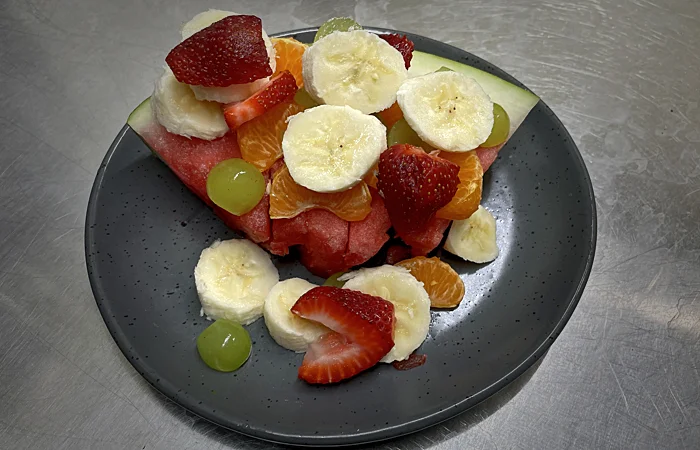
323;272;347;288
388;118;434;150
294;89;319;108
197;319;251;372
482;103;510;147
314;17;362;42
206;159;265;215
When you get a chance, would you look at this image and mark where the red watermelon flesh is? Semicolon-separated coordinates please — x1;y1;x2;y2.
267;209;350;276
130;106;271;242
475;144;504;173
397;217;451;256
137;121;241;203
214;194;271;243
344;190;391;267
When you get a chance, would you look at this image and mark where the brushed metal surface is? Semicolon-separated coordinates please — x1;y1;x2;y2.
0;1;698;449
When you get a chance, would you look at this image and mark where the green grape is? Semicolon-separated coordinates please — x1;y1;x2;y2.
436;66;453;72
197;319;251;372
323;272;347;288
482;103;510;147
388;118;434;150
294;89;319;108
314;17;362;42
206;158;265;215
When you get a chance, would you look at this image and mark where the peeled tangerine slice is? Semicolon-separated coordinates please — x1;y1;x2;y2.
270;165;372;221
396;256;466;308
237;101;305;172
397;71;494;152
303;30;408;114
282;105;386;193
436;151;483;220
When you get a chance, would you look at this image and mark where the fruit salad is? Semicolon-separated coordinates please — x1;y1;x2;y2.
126;11;539;384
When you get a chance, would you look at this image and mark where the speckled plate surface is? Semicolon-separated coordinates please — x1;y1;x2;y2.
85;28;596;447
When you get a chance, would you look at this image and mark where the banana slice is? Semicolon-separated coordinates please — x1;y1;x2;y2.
151;68;228;140
302;30;407;114
445;205;499;263
341;265;431;363
397;71;494;151
195;239;279;325
181;9;277;104
282;105;386;193
263;278;330;352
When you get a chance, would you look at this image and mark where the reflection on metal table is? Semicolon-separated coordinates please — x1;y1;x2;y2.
0;0;698;449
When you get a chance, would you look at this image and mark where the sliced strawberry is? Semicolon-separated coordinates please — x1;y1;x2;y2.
166;15;272;87
291;286;395;384
377;144;459;235
392;353;427;371
379;34;414;69
223;71;298;130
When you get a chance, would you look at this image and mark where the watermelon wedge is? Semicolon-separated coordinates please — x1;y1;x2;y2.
126;50;540;274
127;98;271;242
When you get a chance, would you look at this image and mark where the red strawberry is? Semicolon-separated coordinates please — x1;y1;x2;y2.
166;15;272;87
377;144;460;235
223;71;298;130
379;34;414;69
392;353;427;371
291;286;395;384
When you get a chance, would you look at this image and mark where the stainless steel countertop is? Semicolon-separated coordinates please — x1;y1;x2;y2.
1;0;698;449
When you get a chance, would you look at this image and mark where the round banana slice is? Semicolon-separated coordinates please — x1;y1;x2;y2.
282;105;386;193
397;71;494;151
151;68;228;140
342;265;431;363
263;278;330;352
181;9;276;104
445;205;499;263
302;30;407;114
194;239;279;325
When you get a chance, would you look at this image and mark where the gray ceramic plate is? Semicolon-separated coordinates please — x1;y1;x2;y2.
85;28;596;447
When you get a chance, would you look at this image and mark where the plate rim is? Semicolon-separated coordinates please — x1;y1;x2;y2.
85;27;597;447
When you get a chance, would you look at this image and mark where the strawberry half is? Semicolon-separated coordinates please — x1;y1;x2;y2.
379;34;414;69
166;15;272;87
377;144;460;235
223;71;298;130
291;286;395;384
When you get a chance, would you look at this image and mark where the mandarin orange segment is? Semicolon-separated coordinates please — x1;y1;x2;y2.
396;256;465;308
271;37;306;88
270;165;373;221
363;162;378;189
377;102;403;129
237;101;305;172
435;151;483;220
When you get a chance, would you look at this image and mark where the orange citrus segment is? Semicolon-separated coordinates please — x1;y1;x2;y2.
396;256;465;308
377;102;403;129
237;101;305;172
271;37;306;88
363;162;378;189
270;165;372;221
436;151;483;220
